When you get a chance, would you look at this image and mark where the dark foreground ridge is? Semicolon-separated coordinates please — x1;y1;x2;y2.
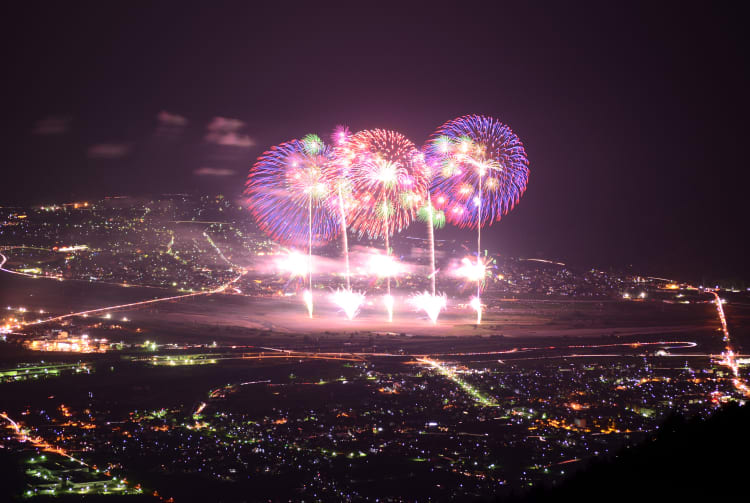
512;402;750;502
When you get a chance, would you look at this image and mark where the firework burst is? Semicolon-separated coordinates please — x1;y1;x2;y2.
331;288;366;321
425;115;529;323
424;115;529;229
245;137;338;247
275;249;310;278
242;116;529;327
246;136;339;317
331;129;429;321
333;129;429;239
453;255;492;284
366;252;403;279
331;125;351;146
409;291;447;324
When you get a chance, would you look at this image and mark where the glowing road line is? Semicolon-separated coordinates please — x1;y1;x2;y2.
523;258;566;266
1;411;90;467
0;250;42;278
418;357;498;407
256;342;704;362
704;289;750;397
421;341;698;358
1;411;158;499
241;352;364;362
1;247;170;290
26;269;246;326
130;351;366;364
203;229;234;268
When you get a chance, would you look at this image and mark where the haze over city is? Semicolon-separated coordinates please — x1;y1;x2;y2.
1;2;749;502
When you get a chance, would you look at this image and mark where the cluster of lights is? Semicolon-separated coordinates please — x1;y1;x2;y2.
419;358;498;407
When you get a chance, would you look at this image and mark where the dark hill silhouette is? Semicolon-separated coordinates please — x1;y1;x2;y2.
509;403;750;502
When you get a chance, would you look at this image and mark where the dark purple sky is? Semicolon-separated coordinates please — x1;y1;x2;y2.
3;2;748;282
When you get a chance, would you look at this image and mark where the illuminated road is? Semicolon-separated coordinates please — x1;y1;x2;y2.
256;340;717;362
3;229;247;327
1;247;169;290
1;411;162;499
420;340;699;358
417;357;499;407
130;351;366;364
413;288;750;403
25;268;246;326
0;248;47;278
704;289;750;397
1;411;91;467
241;351;364;361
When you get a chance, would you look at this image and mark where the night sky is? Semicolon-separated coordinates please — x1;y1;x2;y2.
3;2;748;282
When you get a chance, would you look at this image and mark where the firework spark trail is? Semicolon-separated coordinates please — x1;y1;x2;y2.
332;129;428;321
475;168;483;324
306;196;314;318
331;288;365;321
425;115;529;324
245;135;340;317
241;119;530;325
383;211;393;322
410;193;448;323
337;185;351;290
426;193;437;297
326;126;369;320
408;291;447;324
330;183;365;320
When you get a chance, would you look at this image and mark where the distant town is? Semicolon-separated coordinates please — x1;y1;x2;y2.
1;195;748;501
